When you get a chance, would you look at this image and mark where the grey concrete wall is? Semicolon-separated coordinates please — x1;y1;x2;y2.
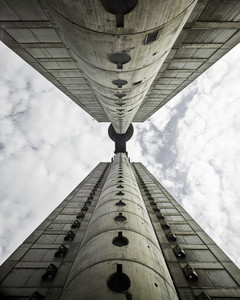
133;163;240;300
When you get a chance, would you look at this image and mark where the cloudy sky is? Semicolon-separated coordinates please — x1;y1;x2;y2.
0;41;240;268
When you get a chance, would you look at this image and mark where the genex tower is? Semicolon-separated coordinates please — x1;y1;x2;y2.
0;1;240;299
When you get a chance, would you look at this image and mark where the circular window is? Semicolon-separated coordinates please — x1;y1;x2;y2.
107;266;131;293
112;232;128;247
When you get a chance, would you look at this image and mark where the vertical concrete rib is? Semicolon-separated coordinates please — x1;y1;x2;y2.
61;153;179;299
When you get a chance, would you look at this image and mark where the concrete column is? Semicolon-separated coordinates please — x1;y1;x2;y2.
46;0;197;134
60;153;179;299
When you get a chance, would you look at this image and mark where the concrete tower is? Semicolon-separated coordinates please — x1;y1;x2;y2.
1;1;240;299
0;149;240;299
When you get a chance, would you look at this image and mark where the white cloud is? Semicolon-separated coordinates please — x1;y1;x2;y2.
0;42;112;263
162;44;240;267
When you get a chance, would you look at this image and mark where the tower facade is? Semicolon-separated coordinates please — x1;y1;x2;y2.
1;1;240;299
0;154;239;299
1;0;240;128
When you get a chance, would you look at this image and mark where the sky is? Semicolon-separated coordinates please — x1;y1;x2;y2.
0;41;240;268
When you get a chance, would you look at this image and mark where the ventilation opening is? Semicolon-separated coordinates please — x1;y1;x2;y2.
55;244;67;258
115;213;127;222
85;200;91;206
197;292;211;300
116;200;126;206
107;264;131;293
183;264;198;281
173;245;186;258
112;232;128;247
42;264;58;281
112;79;128;88
64;230;75;241
115;92;126;99
116;102;126;106
71;220;80;229
116;191;124;196
157;213;164;220
109;53;131;69
29;291;44;299
166;231;176;242
133;80;142;86
117;185;124;188
77;212;85;219
101;0;138;28
81;205;88;211
161;221;170;229
144;30;160;45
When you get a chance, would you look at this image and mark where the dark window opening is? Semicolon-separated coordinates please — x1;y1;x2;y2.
133;80;142;86
144;30;160;45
